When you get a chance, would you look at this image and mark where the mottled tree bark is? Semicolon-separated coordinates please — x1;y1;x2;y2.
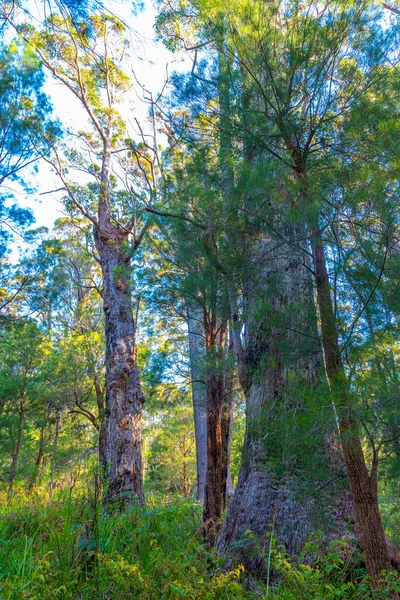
95;225;145;505
217;220;351;573
19;18;149;507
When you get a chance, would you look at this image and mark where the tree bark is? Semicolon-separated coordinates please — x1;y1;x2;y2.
186;302;207;501
274;127;396;590
225;412;235;501
310;225;394;590
187;299;235;519
221;340;235;505
17;19;148;507
217;220;351;573
215;45;351;568
95;225;145;506
202;314;227;545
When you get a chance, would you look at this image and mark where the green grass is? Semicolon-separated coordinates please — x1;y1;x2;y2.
0;490;254;600
0;490;398;600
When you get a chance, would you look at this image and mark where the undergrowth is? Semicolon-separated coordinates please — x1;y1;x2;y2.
0;489;398;599
0;489;251;600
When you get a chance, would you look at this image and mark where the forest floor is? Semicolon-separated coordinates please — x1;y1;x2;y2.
0;489;397;599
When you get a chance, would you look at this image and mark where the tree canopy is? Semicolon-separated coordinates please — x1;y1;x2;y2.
0;0;400;598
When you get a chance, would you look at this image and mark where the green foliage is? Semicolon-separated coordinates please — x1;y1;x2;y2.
0;1;399;596
1;492;398;600
0;39;59;257
270;534;400;600
0;492;253;600
234;530;400;600
144;394;196;496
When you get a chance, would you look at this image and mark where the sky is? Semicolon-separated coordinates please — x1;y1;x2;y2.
12;0;190;242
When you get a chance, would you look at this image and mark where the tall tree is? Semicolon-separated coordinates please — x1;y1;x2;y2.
146;140;237;537
208;0;400;588
156;0;400;589
17;12;160;504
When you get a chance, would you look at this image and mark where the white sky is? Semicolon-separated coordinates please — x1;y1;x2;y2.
11;0;190;243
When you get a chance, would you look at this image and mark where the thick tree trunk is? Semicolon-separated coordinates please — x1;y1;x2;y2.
275;137;396;590
311;226;394;590
95;227;145;505
217;221;351;573
186;302;207;501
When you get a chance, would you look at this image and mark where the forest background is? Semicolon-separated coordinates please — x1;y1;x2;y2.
0;0;400;598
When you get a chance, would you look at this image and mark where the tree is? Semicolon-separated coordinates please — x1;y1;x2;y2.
21;218;107;465
206;0;400;587
142;137;237;538
0;319;50;496
156;0;400;588
17;12;161;504
0;40;58;318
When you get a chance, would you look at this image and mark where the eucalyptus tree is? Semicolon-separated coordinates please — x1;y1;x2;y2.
209;0;400;587
13;11;162;504
224;0;398;585
157;0;400;588
157;0;341;563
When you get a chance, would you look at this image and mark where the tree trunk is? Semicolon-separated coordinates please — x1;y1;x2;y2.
203;316;227;545
8;405;23;499
221;343;235;505
203;371;224;543
28;424;45;491
49;411;60;503
310;226;394;591
186;302;207;501
187;298;235;524
95;226;145;505
94;375;106;471
225;411;235;501
217;220;351;573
